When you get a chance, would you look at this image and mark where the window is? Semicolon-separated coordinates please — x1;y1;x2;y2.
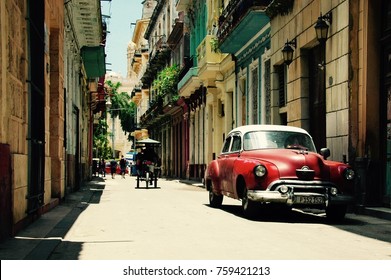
277;64;286;108
243;130;316;152
239;76;247;125
221;136;232;153
251;67;258;124
264;60;271;124
231;135;241;152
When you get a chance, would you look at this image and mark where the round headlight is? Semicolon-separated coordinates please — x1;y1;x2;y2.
330;187;338;196
254;165;267;177
344;168;355;180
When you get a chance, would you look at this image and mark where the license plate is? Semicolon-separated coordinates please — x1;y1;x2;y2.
293;195;324;204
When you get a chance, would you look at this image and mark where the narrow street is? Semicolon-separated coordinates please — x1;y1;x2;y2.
46;175;391;260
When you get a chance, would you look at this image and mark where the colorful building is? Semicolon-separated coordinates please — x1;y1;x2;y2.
134;0;391;209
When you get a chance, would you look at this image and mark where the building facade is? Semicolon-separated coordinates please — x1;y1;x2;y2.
266;0;390;207
0;0;105;241
134;0;390;209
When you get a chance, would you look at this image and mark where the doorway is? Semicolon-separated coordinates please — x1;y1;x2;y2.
381;0;391;206
308;45;326;149
26;0;45;213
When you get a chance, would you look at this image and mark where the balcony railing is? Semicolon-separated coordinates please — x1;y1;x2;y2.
179;55;194;81
197;35;223;69
217;0;271;44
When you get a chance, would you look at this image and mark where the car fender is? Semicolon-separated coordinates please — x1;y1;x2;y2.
231;158;261;190
205;160;222;193
325;160;355;194
232;158;280;191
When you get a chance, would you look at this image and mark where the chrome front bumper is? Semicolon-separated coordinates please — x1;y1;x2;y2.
247;190;354;206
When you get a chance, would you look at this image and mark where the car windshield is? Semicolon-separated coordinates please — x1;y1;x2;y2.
243;130;316;152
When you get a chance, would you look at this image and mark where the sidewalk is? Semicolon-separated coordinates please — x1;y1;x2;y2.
359;206;391;221
0;180;97;260
0;177;390;260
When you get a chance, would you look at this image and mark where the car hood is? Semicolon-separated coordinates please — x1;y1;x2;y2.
242;149;330;180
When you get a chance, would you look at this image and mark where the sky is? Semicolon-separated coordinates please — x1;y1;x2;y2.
101;0;143;76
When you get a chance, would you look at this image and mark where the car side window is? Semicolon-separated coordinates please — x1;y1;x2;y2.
221;136;232;153
230;135;242;152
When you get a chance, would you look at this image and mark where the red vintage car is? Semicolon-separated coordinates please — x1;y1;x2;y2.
204;125;355;221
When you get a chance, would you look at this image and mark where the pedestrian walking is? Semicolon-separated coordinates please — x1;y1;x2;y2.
100;158;106;177
92;159;98;177
120;155;126;178
110;159;117;179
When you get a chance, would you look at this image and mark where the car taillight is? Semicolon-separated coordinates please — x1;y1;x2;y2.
254;165;267;177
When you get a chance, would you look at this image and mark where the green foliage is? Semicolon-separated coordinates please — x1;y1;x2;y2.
153;65;180;97
105;80;136;136
210;37;220;53
171;94;180;103
93;116;111;159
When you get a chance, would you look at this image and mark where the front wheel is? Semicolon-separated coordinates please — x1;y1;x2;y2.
209;188;223;208
326;205;347;222
242;187;258;219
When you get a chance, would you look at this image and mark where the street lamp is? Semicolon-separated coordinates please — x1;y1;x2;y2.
314;12;332;44
282;38;296;66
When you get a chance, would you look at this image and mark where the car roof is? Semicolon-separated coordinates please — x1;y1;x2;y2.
229;125;310;136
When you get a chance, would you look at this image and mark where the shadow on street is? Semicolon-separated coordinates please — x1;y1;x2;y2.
205;203;391;244
13;177;106;260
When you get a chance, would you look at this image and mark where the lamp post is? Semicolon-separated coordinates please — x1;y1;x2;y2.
111;113;115;158
105;95;115;158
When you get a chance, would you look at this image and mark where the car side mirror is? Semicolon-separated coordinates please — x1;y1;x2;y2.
320;148;330;160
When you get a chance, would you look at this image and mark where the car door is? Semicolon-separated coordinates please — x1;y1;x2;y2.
217;136;232;192
221;133;242;196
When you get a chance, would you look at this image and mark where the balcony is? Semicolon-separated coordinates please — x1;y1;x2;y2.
217;0;271;54
178;67;199;97
167;12;184;48
197;35;225;80
141;42;170;86
134;51;142;60
132;51;142;67
68;0;106;78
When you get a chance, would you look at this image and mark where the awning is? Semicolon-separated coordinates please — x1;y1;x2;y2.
136;138;161;145
81;46;106;78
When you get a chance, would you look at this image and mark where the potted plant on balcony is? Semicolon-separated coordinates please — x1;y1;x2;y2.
154;64;179;97
210;36;221;53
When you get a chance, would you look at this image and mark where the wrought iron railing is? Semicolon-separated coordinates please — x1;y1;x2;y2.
217;0;271;44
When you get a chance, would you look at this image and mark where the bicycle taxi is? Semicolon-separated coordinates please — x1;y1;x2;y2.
135;138;160;188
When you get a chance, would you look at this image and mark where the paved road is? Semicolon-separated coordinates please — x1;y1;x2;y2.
45;175;391;260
